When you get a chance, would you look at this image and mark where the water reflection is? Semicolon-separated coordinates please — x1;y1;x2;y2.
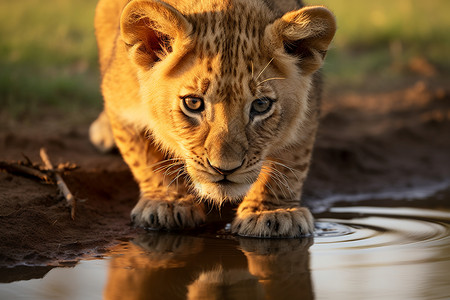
2;203;450;299
104;233;313;300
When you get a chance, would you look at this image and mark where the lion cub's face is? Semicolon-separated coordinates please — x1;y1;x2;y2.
120;1;336;203
171;59;307;202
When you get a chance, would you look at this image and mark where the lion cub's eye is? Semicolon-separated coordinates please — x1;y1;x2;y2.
181;96;205;113
250;97;274;117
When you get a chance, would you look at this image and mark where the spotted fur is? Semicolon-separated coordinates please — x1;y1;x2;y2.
90;0;336;237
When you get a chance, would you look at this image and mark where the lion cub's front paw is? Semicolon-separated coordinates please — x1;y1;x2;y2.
231;205;314;238
131;196;205;230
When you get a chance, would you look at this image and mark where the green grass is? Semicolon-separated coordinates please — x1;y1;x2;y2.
0;0;100;119
1;0;450;119
309;0;450;89
309;0;450;49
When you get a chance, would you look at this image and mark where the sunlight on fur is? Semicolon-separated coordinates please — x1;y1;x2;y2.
91;0;336;237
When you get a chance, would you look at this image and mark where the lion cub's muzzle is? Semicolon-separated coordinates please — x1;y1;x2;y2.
187;155;260;203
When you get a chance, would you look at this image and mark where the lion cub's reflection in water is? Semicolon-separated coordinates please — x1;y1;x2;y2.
104;233;313;300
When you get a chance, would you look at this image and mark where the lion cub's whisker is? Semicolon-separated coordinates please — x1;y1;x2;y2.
147;158;182;169
255;57;275;81
257;77;286;86
167;169;187;189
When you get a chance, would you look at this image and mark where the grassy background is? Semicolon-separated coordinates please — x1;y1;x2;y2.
0;0;99;121
309;0;450;90
1;0;449;120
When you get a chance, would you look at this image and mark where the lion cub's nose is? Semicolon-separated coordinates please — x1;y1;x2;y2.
207;159;242;176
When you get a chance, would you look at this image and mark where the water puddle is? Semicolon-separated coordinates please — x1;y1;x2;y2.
311;206;450;299
1;201;450;299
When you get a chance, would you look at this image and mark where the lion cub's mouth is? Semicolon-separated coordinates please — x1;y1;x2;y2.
192;173;254;203
215;178;234;185
196;181;251;203
186;163;261;203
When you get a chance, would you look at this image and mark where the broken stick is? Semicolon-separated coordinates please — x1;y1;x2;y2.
40;148;76;220
0;161;51;182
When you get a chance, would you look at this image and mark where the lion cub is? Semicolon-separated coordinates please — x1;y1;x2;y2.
90;0;336;237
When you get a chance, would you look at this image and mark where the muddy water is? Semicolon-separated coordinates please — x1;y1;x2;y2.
1;194;450;299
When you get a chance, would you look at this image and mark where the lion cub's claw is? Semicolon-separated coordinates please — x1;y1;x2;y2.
231;206;314;238
131;197;205;230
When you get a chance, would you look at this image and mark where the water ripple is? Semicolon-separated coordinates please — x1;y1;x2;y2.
312;207;450;267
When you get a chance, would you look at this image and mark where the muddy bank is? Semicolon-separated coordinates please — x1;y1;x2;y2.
307;80;450;198
0;130;140;267
0;79;449;268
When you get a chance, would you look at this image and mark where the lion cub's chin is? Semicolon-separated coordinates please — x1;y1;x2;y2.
194;181;251;205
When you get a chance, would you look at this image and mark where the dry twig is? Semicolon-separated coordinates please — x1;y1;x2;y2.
0;161;51;182
40;148;76;220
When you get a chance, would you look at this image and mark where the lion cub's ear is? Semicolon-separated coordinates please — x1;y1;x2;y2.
120;0;193;70
267;6;336;76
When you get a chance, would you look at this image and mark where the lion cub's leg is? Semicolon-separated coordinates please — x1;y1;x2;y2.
107;113;205;230
231;141;315;237
89;110;116;153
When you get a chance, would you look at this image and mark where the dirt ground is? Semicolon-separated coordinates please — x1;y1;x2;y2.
1;77;449;268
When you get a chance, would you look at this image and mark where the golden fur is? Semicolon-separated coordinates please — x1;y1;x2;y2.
90;0;336;237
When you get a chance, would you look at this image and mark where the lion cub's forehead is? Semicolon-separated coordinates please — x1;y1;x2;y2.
185;3;274;78
180;4;276;103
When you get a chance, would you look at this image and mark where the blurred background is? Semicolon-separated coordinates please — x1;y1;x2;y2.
309;0;450;91
1;0;449;125
0;0;100;125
